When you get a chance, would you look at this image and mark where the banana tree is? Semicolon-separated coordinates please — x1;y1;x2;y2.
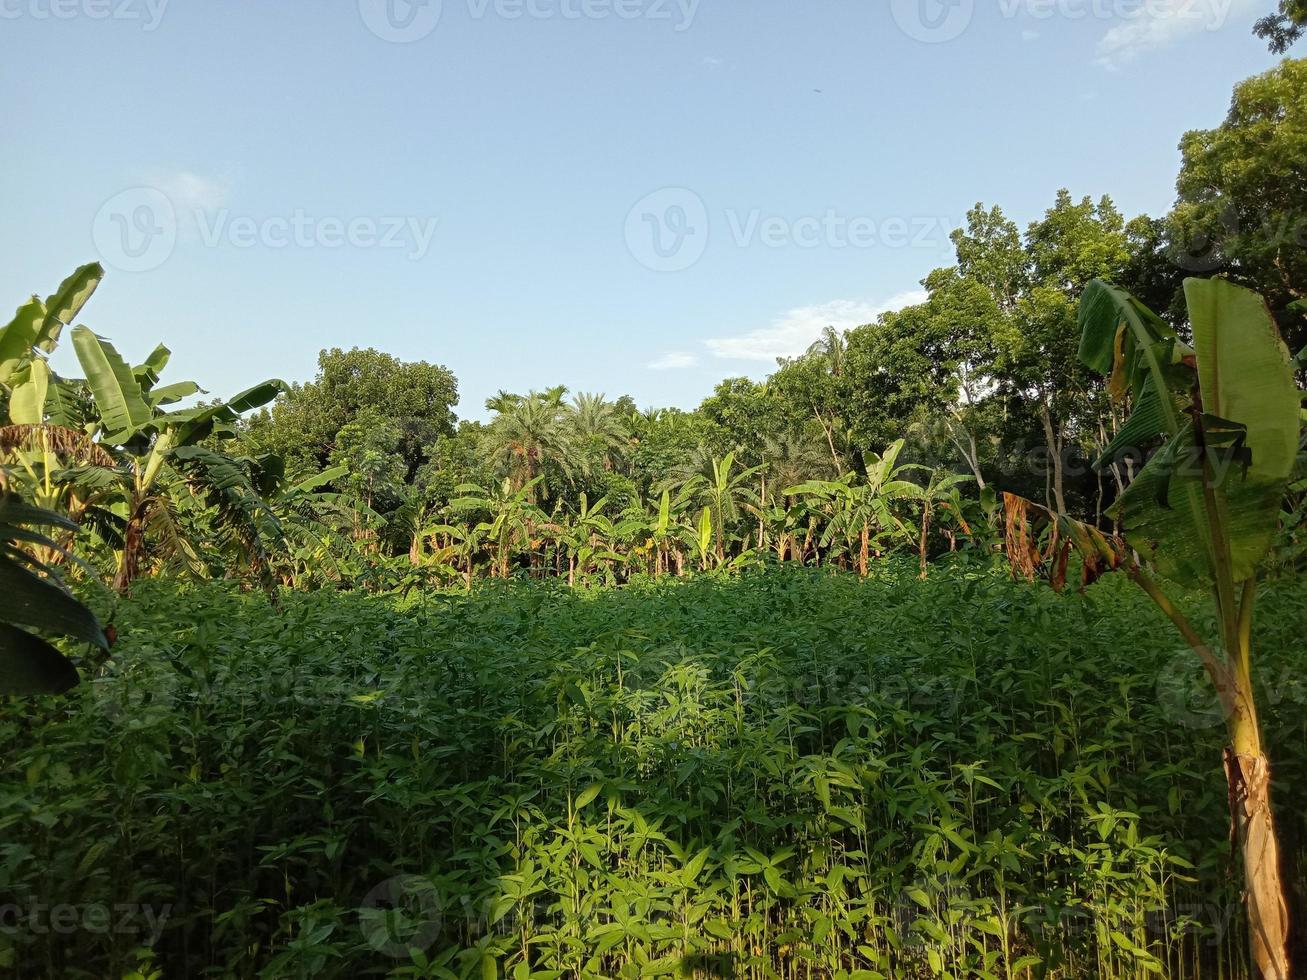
1;265;112;523
449;478;545;578
1077;277;1296;979
67;327;285;593
785;440;920;574
894;468;976;578
422;520;487;588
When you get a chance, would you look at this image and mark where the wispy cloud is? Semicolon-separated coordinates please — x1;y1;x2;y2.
705;292;928;363
701;55;723;66
648;351;700;370
148;169;231;211
1094;0;1250;69
144;168;233;241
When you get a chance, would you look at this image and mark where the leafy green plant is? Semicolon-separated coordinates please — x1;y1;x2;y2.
1076;276;1299;979
0;494;106;694
3;565;1303;977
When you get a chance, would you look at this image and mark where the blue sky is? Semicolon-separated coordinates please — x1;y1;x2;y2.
1;0;1279;419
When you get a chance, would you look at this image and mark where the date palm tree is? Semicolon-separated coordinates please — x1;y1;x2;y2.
566;392;630;477
484;388;572;502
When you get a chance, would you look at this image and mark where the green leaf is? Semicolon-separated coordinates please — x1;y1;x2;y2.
44;378;89;428
9;358;50;425
0;558;107;648
1096;375;1167;469
0;298;43;385
133;343;171;391
574;783;602;810
38;263;103;353
149;381;200;407
0;623;80;695
71;326;153;441
1185;277;1300;583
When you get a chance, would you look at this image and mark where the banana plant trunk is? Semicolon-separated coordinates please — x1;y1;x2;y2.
113;500;149;594
1224;603;1290;980
1226;714;1290;980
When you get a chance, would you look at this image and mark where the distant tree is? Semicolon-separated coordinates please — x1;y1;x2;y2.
245;347;458;478
329;411;406;512
770;330;853;474
697;377;788;465
566;392;631;477
1254;0;1305;51
628;408;719;495
1168;59;1307;353
482;388;572;502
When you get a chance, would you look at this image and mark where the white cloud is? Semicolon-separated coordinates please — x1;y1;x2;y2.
1021;28;1040;41
648;351;700;370
148;169;231;212
142;169;233;242
702;56;723;66
1094;0;1251;69
705;291;928;363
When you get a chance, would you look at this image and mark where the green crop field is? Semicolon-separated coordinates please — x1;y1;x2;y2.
3;564;1304;979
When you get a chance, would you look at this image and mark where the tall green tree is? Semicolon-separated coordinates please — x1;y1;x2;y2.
246;347;458;478
1168;58;1307;354
1254;0;1306;50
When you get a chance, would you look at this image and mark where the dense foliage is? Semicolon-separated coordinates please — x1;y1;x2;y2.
1;45;1305;980
2;566;1304;979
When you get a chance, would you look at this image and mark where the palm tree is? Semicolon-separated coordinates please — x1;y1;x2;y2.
483;388;572;502
566;393;630;477
758;430;830;549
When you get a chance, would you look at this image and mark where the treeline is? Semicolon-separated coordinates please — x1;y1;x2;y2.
2;59;1304;594
227;59;1304;582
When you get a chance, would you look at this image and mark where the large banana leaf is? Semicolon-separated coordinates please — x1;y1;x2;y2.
0;299;44;385
8;358;50;425
0;495;107;694
133;343;172;391
71;326;153;441
0;624;81;696
38;263;103;353
44;377;91;429
172;445;286;582
1185;277;1299;583
1081;278;1298;586
0;265;104;386
165;380;285;446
